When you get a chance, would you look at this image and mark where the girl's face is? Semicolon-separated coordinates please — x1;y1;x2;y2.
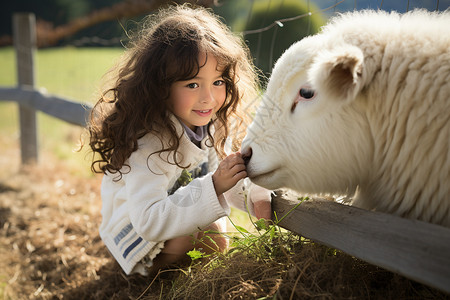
169;53;226;131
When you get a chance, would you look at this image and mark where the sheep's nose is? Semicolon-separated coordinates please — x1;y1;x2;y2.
242;147;252;165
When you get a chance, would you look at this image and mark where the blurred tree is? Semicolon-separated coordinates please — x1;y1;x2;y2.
0;0;94;39
2;0;445;48
212;0;251;31
235;0;325;81
0;0;215;47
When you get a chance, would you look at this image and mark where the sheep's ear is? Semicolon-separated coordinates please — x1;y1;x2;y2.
309;45;364;102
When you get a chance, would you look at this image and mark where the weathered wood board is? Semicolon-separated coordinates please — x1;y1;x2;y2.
271;191;450;294
0;87;91;127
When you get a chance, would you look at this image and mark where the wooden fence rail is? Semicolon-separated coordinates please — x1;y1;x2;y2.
0;86;91;127
0;86;91;164
272;191;450;294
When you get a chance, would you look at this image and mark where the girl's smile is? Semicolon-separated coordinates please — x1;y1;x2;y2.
169;53;226;131
194;109;213;117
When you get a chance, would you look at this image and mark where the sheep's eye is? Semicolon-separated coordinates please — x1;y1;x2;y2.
292;86;316;112
299;87;315;99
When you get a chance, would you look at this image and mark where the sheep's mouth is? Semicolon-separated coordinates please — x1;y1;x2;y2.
248;168;280;186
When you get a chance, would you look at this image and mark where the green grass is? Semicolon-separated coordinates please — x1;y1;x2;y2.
35;47;124;101
0;46;124;175
0;46;124;102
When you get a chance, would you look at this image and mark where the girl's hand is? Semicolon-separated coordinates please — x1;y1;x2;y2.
212;152;247;196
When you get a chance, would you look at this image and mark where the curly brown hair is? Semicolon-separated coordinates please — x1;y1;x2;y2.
87;4;259;177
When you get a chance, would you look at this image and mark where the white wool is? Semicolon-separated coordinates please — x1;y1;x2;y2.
242;10;450;227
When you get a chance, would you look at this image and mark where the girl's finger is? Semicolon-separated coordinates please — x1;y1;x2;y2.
233;169;247;181
230;163;246;175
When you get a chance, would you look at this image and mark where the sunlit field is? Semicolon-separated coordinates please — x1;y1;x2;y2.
0;46;124;176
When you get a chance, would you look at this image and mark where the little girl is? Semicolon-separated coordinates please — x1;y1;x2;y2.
88;4;271;275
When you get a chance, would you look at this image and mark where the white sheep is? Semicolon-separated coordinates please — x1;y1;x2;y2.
241;10;450;227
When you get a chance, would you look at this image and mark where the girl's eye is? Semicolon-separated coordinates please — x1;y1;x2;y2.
214;80;225;86
299;87;315;99
187;83;199;89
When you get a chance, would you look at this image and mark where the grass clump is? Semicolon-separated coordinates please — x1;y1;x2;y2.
160;217;305;300
140;205;447;300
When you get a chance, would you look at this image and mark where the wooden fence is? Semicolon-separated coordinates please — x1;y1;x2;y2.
0;13;91;164
1;12;449;296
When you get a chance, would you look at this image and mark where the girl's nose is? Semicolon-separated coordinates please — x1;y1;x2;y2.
201;87;214;104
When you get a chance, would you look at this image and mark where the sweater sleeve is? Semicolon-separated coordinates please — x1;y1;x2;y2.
123;148;230;242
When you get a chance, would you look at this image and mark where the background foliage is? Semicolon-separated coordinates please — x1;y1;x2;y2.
2;0;448;77
0;0;125;43
1;0;446;39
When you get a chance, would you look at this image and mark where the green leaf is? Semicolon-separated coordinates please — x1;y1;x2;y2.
186;249;204;261
255;219;269;231
203;235;218;248
234;225;250;234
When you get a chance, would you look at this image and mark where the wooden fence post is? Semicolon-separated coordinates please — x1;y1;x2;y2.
13;13;38;164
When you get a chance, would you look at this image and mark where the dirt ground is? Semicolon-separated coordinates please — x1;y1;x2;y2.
1;137;449;299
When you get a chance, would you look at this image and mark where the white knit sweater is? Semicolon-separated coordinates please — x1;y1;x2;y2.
99;117;261;274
